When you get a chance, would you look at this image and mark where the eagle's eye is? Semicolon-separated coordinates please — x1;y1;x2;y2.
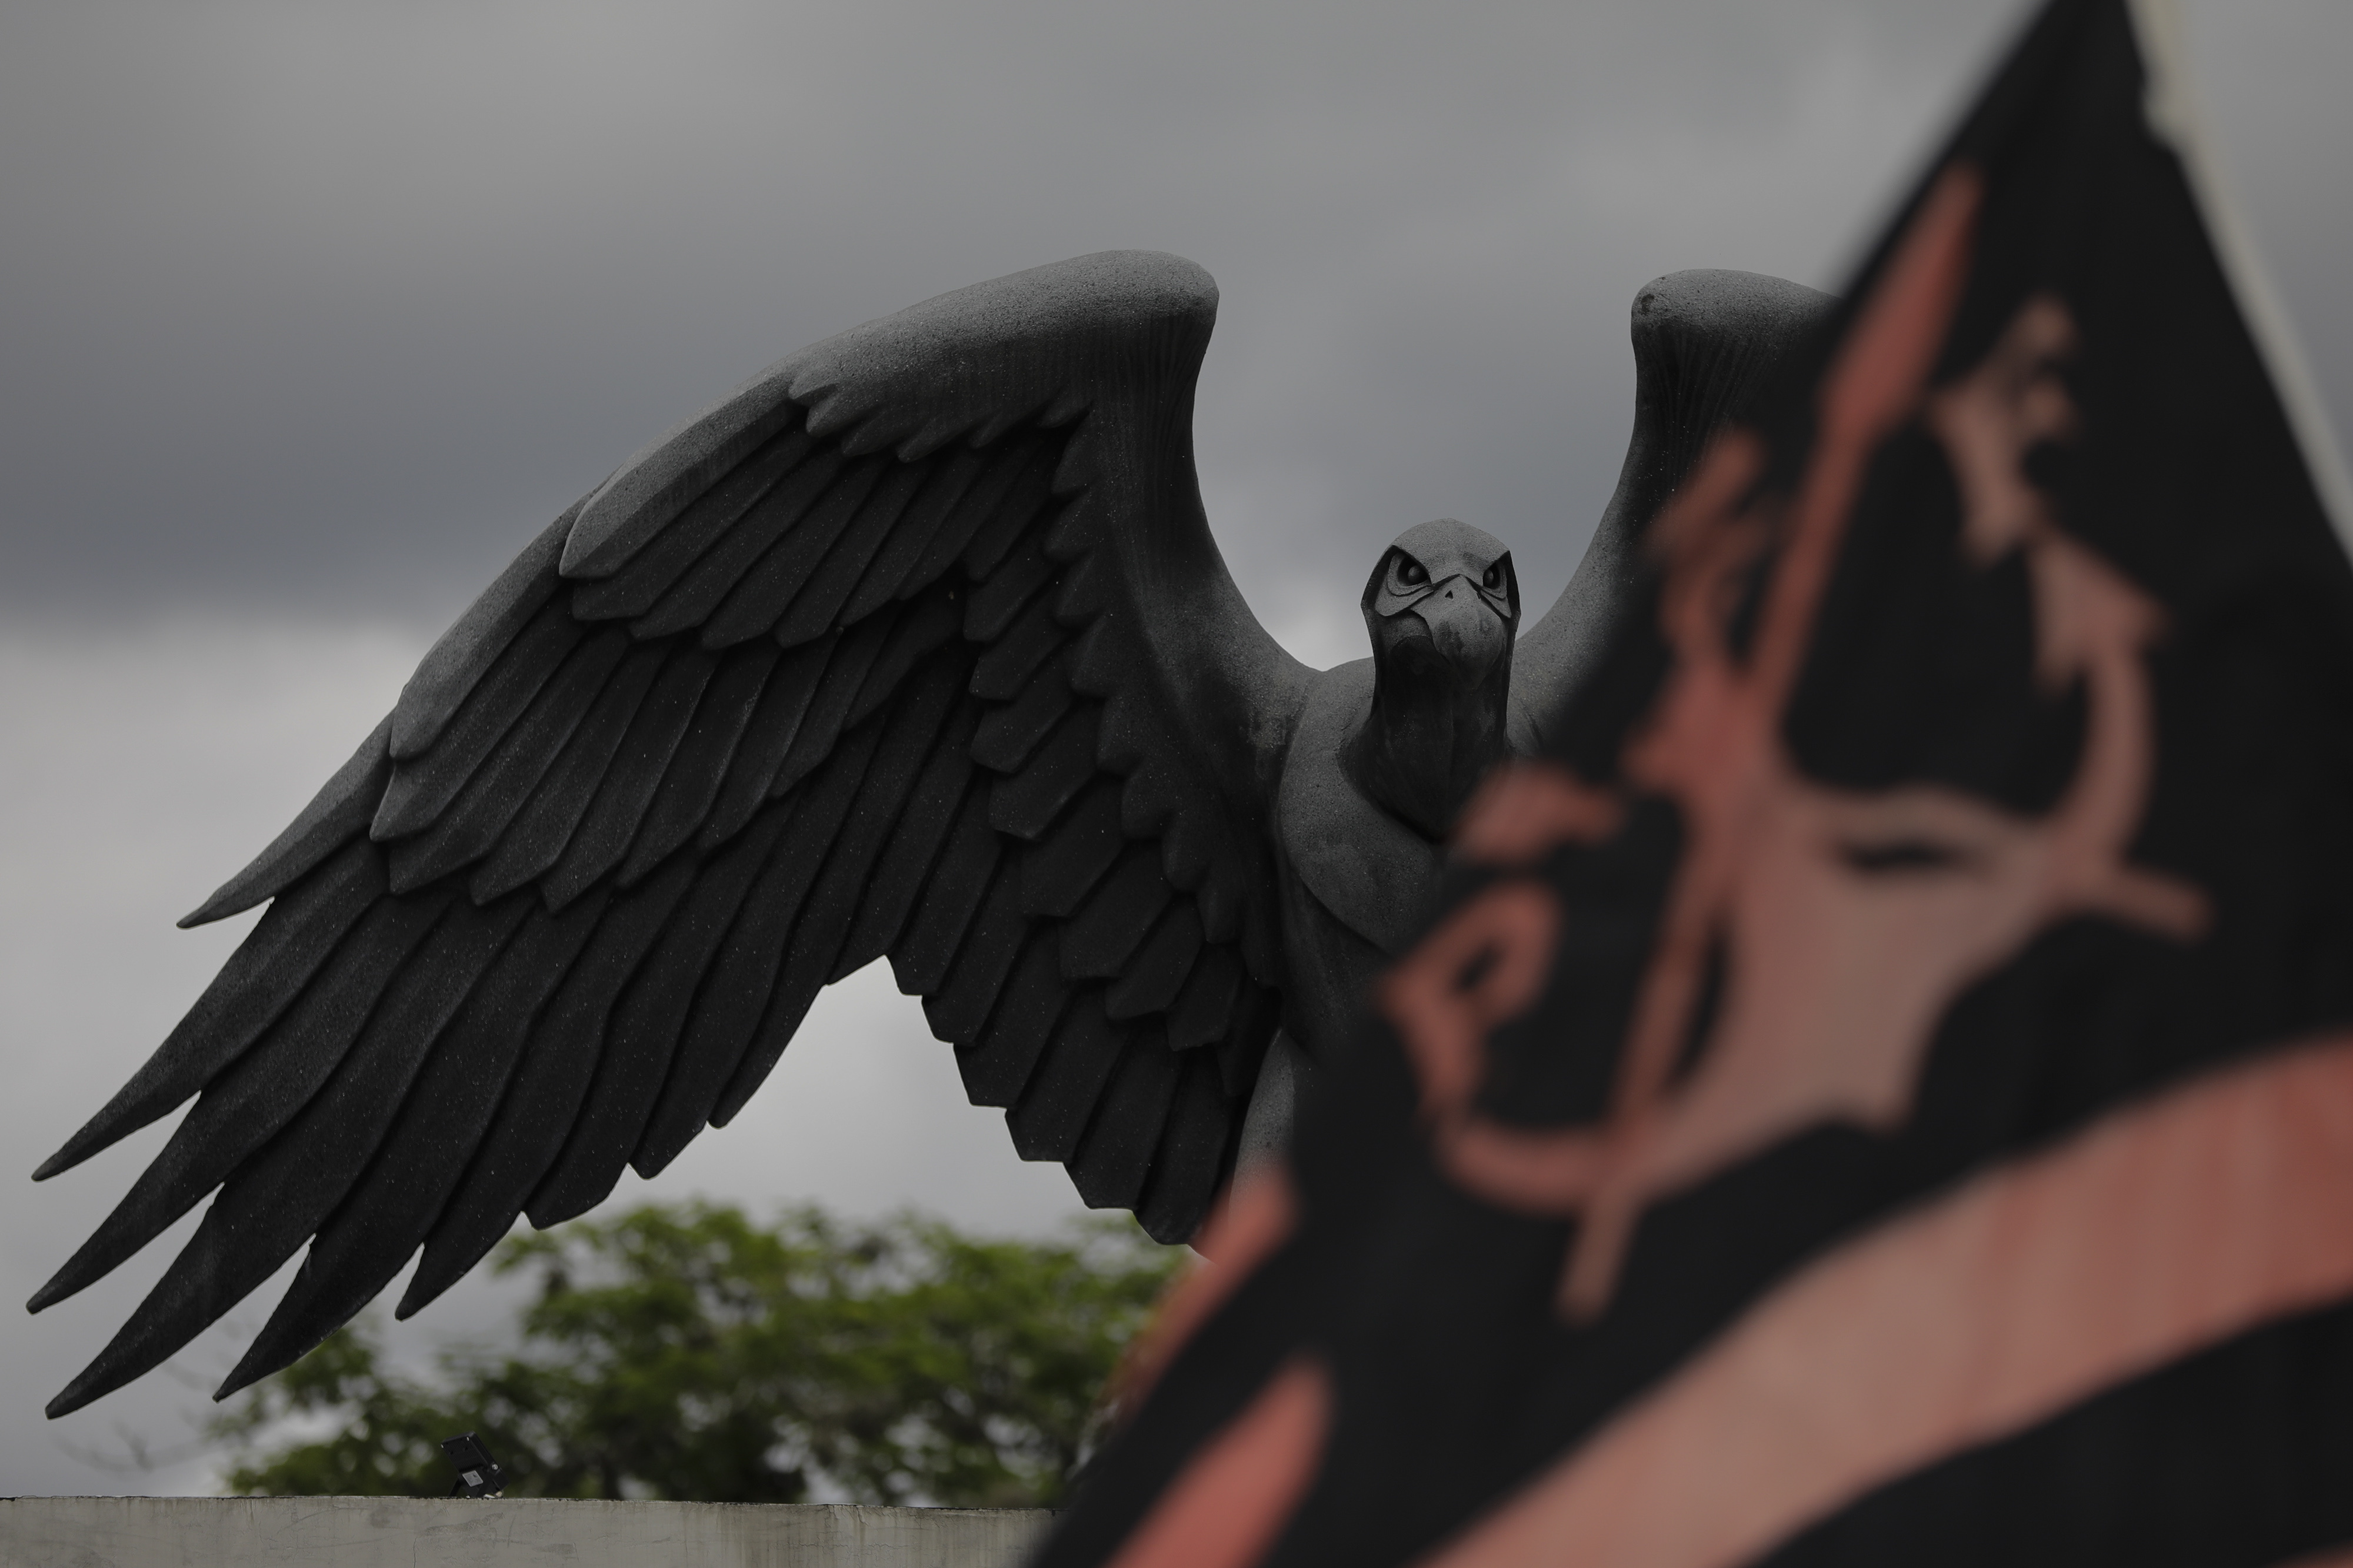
1396;556;1428;586
1482;563;1503;591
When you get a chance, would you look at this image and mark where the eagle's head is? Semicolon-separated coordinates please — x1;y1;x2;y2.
1348;518;1519;840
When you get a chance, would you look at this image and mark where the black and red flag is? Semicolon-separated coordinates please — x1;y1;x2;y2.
1037;0;2353;1563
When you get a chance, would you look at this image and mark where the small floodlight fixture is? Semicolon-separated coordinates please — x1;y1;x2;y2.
441;1432;506;1497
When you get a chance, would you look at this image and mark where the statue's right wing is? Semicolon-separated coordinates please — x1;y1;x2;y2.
32;251;1312;1418
1511;269;1836;748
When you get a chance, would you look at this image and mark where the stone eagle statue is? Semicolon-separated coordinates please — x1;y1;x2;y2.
29;252;1827;1416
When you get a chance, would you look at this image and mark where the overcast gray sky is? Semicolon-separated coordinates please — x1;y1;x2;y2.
2;0;2346;1498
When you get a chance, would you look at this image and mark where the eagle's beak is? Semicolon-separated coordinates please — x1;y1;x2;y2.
1409;576;1507;682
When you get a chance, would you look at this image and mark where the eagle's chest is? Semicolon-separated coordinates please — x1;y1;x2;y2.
1271;662;1444;1057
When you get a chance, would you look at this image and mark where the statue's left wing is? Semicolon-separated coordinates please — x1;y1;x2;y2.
31;251;1311;1417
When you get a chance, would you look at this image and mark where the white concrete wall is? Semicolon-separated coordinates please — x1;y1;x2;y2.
0;1496;1053;1567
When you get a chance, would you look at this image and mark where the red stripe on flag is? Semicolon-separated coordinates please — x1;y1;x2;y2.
1113;1165;1298;1414
1104;1356;1330;1568
1419;1032;2353;1568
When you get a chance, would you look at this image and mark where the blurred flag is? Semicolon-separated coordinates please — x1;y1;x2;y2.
1038;0;2353;1563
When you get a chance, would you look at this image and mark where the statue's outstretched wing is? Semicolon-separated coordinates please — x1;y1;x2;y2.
1510;269;1835;745
32;251;1311;1417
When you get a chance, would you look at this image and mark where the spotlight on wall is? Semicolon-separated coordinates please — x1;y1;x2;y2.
441;1433;506;1498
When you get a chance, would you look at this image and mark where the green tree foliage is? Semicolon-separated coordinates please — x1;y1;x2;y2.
209;1203;1182;1506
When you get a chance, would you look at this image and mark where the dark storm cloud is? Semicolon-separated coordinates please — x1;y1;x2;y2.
0;0;2343;649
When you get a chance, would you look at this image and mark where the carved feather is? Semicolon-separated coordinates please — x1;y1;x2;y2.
469;643;668;902
42;842;386;1178
181;716;394;929
1062;847;1174;979
539;648;716;905
772;461;932;646
1106;905;1204;1020
955;935;1068;1106
888;785;1001;996
1008;992;1126;1162
972;648;1076;773
1019;780;1126;917
989;707;1101;838
389;629;634;893
1065;1036;1179;1210
391;511;575;759
703;459;886;646
571;428;814;622
619;642;780;885
922;865;1030;1045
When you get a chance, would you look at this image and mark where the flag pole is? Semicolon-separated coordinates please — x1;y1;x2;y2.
2126;0;2353;549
